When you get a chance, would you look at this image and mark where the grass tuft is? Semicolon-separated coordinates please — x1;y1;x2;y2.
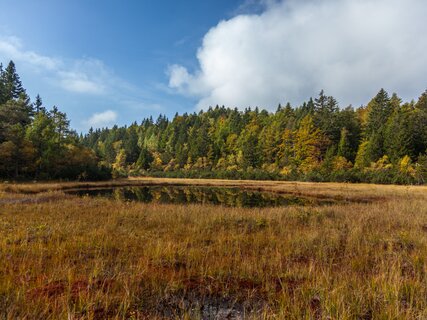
0;178;426;318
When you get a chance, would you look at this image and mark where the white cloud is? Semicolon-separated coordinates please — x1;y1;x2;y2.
57;59;112;94
168;65;191;89
0;37;117;95
58;70;105;94
85;110;118;128
0;36;60;70
168;64;207;97
169;0;427;109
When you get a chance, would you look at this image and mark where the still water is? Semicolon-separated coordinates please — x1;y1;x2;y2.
69;185;336;208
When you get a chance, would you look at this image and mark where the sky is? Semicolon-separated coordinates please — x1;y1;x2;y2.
0;0;427;132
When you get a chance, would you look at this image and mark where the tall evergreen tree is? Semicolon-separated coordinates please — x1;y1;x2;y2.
3;61;25;101
34;94;43;113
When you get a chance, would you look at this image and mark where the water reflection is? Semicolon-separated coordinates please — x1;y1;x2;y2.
69;186;337;208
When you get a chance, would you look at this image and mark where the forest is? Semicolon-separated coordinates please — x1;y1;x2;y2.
1;60;427;184
0;61;110;180
81;88;427;185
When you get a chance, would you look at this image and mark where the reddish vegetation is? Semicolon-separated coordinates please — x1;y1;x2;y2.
1;179;427;318
26;278;115;300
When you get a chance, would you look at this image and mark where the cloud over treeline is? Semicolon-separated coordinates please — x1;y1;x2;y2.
169;0;427;109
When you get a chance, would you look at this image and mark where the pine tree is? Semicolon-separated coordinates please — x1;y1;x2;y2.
337;128;352;161
124;126;140;164
365;89;392;136
50;106;70;143
414;90;427;157
313;90;340;145
0;63;6;104
3;61;25;101
384;102;417;161
137;147;154;170
239;121;261;169
361;89;394;162
34;94;43;113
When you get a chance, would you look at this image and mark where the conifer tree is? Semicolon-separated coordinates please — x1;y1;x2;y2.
34;94;43;113
3;61;25;101
337;128;352;161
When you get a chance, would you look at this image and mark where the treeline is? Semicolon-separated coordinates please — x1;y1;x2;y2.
2;60;427;184
0;61;110;180
82;88;427;184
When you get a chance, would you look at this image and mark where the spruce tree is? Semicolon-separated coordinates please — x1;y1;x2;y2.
337;128;352;161
34;94;43;113
3;61;25;101
0;63;6;104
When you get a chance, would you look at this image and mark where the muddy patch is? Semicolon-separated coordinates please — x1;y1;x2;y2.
156;294;266;320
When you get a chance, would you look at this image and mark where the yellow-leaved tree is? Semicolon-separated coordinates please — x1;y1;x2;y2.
293;115;325;174
398;155;416;177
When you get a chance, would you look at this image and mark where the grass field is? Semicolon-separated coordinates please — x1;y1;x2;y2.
0;178;426;319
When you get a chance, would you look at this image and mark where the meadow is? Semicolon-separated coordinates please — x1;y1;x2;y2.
0;178;426;319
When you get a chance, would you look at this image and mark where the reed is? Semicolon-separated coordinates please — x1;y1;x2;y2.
0;178;426;319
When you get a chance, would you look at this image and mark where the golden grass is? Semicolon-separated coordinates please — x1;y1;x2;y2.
0;178;426;319
2;177;426;201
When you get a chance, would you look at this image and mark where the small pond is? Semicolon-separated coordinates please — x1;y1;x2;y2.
68;185;337;208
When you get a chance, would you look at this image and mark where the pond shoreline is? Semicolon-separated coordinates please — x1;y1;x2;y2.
2;177;424;203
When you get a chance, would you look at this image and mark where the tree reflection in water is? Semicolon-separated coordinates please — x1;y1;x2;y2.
70;186;337;208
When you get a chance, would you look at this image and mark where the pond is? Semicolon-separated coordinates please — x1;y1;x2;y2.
68;185;337;208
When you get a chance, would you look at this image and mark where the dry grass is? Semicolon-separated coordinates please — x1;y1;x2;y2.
2;177;426;201
0;178;426;319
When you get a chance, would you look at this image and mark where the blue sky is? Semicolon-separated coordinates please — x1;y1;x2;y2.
0;0;247;131
1;0;427;132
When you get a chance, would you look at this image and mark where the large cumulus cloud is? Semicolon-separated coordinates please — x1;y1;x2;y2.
169;0;427;109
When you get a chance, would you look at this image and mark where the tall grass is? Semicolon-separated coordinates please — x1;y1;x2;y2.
0;179;426;319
